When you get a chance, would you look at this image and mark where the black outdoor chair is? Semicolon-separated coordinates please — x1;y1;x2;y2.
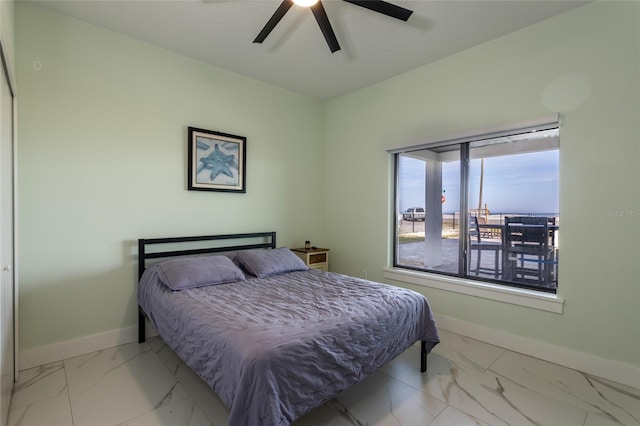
468;215;501;279
503;216;556;287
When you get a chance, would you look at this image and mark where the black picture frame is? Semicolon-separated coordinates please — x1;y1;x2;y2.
187;127;246;193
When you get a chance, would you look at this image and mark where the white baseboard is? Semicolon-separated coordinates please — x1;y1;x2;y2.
19;316;639;389
434;313;640;389
19;322;158;371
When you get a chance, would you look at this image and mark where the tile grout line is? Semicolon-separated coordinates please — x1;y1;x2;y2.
150;338;220;425
486;349;508;374
62;360;76;426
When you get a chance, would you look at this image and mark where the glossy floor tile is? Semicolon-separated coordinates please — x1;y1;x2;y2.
8;330;639;426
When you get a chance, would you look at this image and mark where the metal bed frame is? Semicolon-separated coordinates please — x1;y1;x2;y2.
137;231;276;343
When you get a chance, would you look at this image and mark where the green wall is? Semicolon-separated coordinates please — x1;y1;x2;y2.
16;3;324;351
16;1;640;370
323;1;639;367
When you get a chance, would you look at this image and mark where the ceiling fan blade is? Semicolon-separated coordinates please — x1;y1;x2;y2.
342;0;413;21
311;1;341;53
253;0;294;44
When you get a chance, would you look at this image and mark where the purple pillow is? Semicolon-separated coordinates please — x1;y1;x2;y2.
237;247;308;278
157;255;245;290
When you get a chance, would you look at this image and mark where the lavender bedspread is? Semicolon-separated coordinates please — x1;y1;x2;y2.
138;266;439;426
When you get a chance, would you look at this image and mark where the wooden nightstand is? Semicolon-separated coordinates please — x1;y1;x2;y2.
292;247;330;271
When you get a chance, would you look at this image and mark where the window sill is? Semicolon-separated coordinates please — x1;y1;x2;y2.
383;267;564;314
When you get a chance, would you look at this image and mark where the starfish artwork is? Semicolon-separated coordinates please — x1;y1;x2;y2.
197;142;238;183
188;127;246;192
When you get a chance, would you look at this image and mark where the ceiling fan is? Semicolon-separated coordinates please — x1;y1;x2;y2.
253;0;414;53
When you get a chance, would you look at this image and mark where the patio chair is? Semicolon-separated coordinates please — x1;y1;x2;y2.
503;216;556;287
468;215;501;278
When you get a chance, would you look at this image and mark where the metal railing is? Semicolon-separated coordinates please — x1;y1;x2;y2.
438;212;559;229
398;212;560;238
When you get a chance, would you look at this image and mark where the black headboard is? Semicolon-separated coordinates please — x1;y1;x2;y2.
137;231;276;280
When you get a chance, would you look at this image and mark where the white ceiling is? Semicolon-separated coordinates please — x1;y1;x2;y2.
28;0;588;100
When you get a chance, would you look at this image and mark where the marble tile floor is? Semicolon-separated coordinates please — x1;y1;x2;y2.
8;329;639;426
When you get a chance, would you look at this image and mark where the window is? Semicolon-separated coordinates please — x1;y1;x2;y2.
392;117;559;293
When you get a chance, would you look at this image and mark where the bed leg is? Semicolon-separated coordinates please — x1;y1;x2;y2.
420;341;427;373
138;308;146;343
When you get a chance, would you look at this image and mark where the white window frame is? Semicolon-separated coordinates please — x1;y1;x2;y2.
387;115;564;313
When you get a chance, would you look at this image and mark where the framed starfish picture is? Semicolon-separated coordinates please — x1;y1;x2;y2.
188;127;246;193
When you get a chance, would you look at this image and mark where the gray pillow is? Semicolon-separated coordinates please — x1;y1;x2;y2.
157;255;246;290
237;247;308;278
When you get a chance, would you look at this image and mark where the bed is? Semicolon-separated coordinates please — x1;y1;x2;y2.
137;232;439;426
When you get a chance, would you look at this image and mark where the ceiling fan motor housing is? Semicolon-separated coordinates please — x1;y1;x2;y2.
253;0;414;53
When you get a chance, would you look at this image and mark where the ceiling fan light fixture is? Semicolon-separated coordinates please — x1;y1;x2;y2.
254;0;413;53
292;0;319;7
